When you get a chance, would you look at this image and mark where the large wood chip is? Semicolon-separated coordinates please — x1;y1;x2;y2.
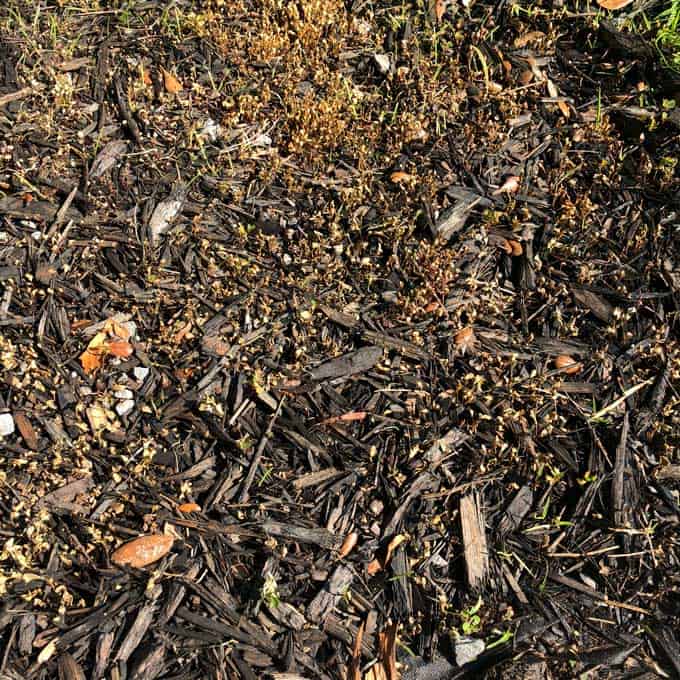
460;492;488;590
309;346;383;381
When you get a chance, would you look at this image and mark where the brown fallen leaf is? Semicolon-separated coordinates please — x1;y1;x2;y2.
390;171;411;184
161;67;183;94
434;0;447;21
80;349;102;373
104;318;131;340
367;534;407;576
177;502;201;513
80;320;135;373
597;0;635;8
111;534;173;568
14;412;39;450
338;531;359;559
107;340;134;358
554;355;582;375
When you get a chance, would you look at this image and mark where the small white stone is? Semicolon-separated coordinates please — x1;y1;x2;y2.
115;399;135;417
133;367;149;382
374;53;391;74
114;389;134;400
199;118;221;142
454;637;485;666
0;413;15;437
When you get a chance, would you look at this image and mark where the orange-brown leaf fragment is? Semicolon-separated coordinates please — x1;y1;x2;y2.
554;355;581;375
161;68;183;93
390;171;411;184
111;534;173;568
338;531;359;559
178;502;201;513
14;412;38;450
107;340;134;358
434;0;447;21
597;0;635;8
81;349;103;374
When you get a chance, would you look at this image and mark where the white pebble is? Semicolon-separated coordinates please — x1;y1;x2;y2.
114;389;134;400
115;399;135;417
133;366;149;382
0;413;15;437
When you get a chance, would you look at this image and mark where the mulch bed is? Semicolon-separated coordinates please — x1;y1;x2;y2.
0;1;678;678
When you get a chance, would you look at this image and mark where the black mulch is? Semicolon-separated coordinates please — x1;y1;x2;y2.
0;1;678;678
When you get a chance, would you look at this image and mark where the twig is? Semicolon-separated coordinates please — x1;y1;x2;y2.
238;396;285;503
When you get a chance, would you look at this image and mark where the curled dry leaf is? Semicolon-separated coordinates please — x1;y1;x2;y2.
111;534;173;568
161;67;183;93
500;238;513;255
80;318;135;373
177;502;201;513
554;355;581;375
367;534;407;576
338;531;359;559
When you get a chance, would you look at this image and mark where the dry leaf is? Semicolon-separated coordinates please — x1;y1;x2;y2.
14;412;38;450
178;502;201;513
80;349;103;374
104;318;131;340
390;171;411;184
554;355;582;375
367;534;407;575
161;67;183;93
434;0;447;21
338;531;359;559
597;0;635;8
111;534;173;568
107;340;134;358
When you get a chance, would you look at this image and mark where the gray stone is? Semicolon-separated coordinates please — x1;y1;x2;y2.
454;636;485;666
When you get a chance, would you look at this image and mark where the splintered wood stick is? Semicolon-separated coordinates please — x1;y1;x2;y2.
460;491;489;590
